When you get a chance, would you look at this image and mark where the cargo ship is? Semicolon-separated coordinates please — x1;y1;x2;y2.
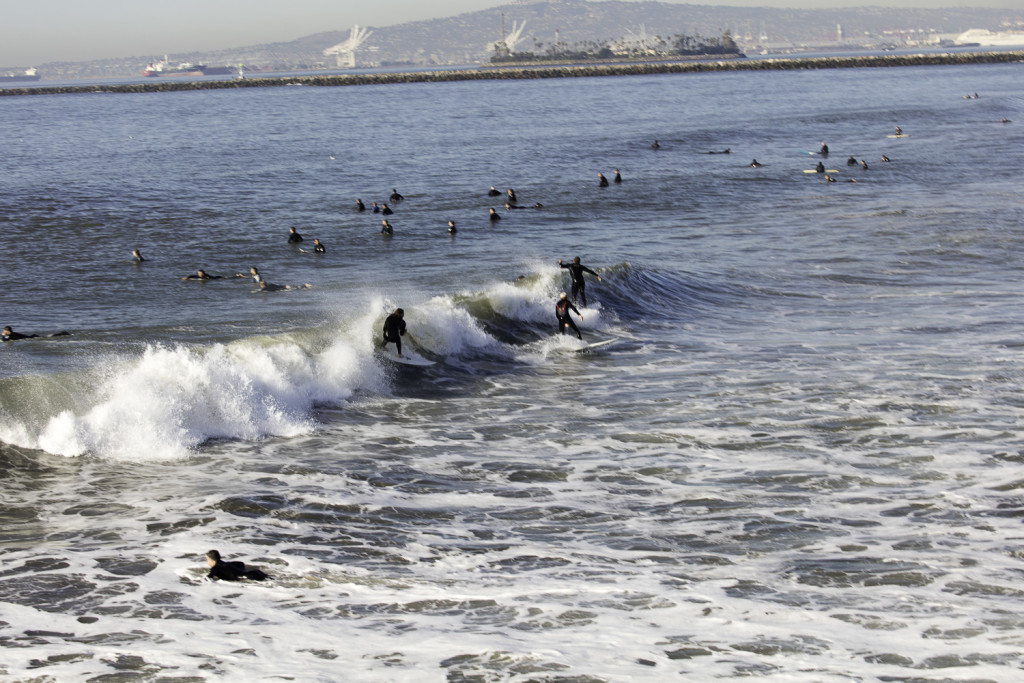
143;57;235;77
0;67;41;82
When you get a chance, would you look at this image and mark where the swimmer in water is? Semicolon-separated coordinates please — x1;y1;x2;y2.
205;550;270;582
389;188;404;202
489;207;501;222
881;155;891;162
506;188;517;204
372;202;380;213
651;140;661;150
356;198;366;212
381;219;393;235
815;161;825;173
847;155;857;166
488;186;500;196
860;160;869;170
288;227;303;243
614;169;622;183
819;142;829;156
313;238;325;253
447;220;457;234
599;172;609;187
750;159;762;167
381;203;393;215
132;249;146;261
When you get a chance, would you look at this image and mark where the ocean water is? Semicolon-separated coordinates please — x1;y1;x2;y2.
1;61;1024;681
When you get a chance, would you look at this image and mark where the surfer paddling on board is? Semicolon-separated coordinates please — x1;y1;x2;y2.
3;326;70;341
381;308;407;358
258;280;312;292
558;256;602;308
2;326;38;341
182;269;225;281
205;550;270;582
555;293;583;340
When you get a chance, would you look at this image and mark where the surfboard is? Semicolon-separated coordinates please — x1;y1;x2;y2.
575;337;619;352
804;169;839;173
886;134;910;138
379;347;435;366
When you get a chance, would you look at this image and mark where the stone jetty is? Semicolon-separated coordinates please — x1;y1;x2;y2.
2;51;1022;97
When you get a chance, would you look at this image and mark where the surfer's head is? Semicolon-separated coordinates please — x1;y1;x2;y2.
206;550;221;566
573;257;581;265
560;292;567;300
394;308;404;317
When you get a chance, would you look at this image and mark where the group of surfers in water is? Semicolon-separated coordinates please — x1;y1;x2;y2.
7;184;608;347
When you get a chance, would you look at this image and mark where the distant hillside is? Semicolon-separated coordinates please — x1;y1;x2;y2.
20;0;1023;79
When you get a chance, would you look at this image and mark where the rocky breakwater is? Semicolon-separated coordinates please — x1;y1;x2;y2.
2;51;1022;97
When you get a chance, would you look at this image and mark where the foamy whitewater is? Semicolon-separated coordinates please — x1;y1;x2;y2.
1;60;1024;681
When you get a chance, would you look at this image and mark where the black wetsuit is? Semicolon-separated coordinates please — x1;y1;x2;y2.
208;559;270;582
555;298;582;339
560;262;599;307
490;212;501;222
847;156;857;166
2;331;39;341
288;231;303;243
356;200;366;212
488;188;500;196
381;205;393;215
184;274;223;280
599;174;609;187
815;162;825;173
614;171;622;183
382;314;406;355
314;243;325;253
390;191;404;202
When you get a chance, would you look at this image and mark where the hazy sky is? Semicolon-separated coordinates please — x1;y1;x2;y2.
3;0;1020;66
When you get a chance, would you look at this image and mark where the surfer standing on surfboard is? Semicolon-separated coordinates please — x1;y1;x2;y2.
558;256;603;308
382;308;407;358
555;293;583;340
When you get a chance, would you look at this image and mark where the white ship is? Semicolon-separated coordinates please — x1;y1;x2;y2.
954;28;1024;47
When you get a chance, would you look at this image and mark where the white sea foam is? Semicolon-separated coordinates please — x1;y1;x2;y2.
5;332;387;460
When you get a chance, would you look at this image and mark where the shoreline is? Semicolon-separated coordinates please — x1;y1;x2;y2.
2;50;1022;97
